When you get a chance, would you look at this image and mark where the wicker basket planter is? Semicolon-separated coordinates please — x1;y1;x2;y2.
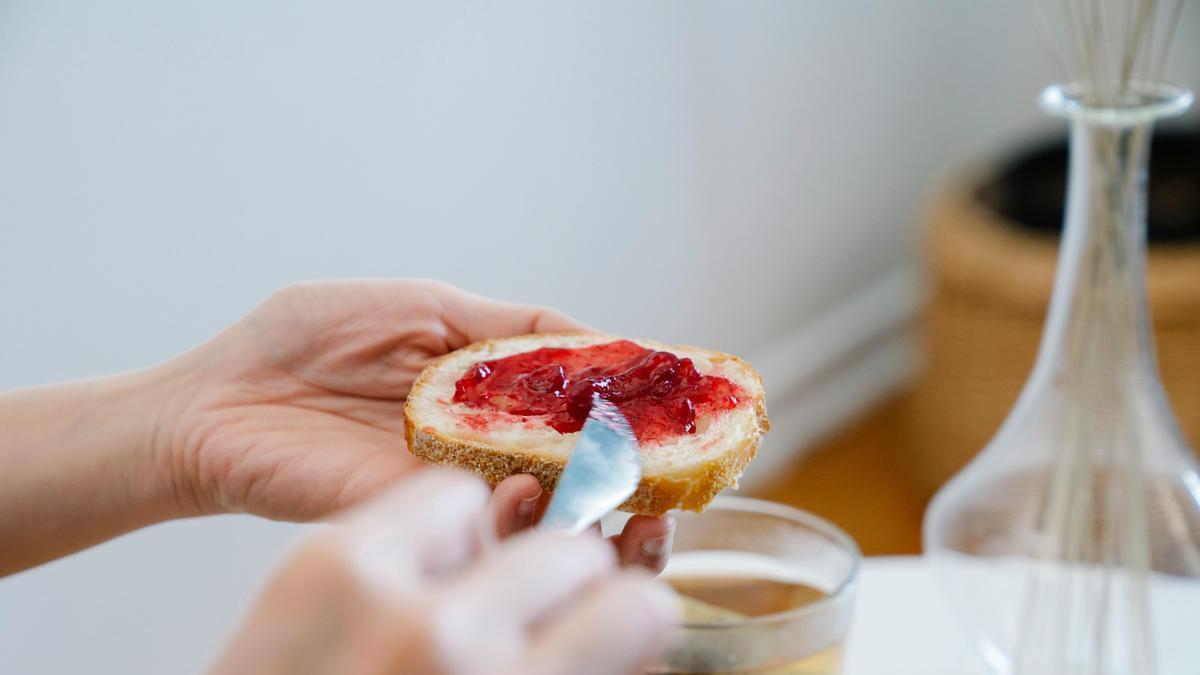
906;130;1200;498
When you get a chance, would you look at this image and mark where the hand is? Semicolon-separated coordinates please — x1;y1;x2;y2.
209;470;678;675
0;279;675;575
159;279;582;520
158;279;672;567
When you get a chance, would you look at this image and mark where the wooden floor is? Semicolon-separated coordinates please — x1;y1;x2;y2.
748;394;926;556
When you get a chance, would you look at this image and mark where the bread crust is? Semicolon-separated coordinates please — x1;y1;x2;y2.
403;332;769;516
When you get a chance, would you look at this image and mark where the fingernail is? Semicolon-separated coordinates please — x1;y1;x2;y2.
640;520;676;558
516;494;540;519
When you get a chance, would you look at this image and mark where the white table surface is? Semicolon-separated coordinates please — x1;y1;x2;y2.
843;556;978;675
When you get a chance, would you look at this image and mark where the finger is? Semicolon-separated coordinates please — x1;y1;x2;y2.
610;515;675;572
504;573;679;675
491;475;543;537
433;283;595;346
431;532;618;673
445;531;616;626
342;469;492;593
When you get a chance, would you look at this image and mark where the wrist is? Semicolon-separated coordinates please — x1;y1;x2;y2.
82;367;195;526
131;357;209;521
0;367;195;573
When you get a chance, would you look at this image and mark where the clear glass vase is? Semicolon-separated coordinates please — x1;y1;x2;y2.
924;82;1200;675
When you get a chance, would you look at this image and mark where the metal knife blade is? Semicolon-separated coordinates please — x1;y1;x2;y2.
537;394;641;534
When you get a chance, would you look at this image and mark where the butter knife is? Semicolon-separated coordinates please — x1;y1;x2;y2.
537;394;641;534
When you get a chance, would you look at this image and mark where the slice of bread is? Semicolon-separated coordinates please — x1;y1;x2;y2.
403;332;769;515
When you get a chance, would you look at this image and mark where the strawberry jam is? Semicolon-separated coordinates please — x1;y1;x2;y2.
452;340;744;444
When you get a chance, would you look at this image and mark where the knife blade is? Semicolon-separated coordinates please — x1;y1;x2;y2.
537;394;641;534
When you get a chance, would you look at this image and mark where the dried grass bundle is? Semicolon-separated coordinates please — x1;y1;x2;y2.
1038;0;1185;103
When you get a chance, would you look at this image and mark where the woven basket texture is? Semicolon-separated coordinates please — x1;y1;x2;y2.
905;179;1200;497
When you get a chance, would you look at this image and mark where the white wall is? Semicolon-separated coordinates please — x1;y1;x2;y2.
1;2;1197;673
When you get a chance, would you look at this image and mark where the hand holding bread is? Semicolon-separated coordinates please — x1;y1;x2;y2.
145;279;673;565
157;279;584;521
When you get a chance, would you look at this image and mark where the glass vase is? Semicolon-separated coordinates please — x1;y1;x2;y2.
924;82;1199;675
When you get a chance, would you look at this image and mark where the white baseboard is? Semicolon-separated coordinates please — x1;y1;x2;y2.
736;263;920;491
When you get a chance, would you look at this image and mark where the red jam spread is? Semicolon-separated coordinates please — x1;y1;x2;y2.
452;340;744;443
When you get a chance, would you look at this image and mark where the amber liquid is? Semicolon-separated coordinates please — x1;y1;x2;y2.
669;576;827;619
655;575;845;675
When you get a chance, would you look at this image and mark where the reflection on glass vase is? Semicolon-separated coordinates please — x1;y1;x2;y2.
924;83;1200;675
